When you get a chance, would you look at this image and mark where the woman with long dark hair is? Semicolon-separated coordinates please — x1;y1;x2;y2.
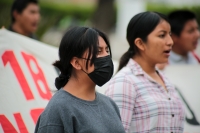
35;27;125;133
105;12;185;133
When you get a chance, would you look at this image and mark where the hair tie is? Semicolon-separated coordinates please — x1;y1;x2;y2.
128;47;134;57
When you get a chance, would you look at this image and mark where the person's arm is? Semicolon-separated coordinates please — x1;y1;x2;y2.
35;115;69;133
35;125;68;133
34;116;40;133
34;102;71;133
105;77;136;132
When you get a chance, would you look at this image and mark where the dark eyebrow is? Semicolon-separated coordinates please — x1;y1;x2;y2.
158;30;166;33
98;46;108;49
158;30;171;34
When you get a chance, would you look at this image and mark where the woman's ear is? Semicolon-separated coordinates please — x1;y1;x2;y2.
13;10;20;21
134;38;145;51
70;57;82;70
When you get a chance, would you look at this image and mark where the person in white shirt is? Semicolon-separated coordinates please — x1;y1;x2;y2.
168;10;200;64
9;0;40;40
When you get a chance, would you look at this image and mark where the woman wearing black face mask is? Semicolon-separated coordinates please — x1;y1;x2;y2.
34;27;125;133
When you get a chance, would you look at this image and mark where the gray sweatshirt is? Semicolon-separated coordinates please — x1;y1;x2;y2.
35;89;125;133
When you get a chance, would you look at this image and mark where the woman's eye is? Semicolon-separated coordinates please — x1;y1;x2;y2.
159;34;165;38
188;29;194;33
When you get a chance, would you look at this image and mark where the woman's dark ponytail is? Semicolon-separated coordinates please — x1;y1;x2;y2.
53;60;71;90
118;48;134;71
54;74;69;90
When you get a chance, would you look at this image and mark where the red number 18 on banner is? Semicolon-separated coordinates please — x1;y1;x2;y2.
1;50;52;133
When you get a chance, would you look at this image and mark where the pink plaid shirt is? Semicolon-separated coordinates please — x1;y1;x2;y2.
105;59;185;133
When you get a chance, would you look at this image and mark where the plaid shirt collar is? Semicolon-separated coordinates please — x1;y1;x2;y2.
126;58;144;76
126;58;172;89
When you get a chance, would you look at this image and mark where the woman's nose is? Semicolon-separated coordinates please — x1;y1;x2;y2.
167;35;174;47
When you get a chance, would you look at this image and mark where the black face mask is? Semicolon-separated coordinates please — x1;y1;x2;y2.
83;55;114;86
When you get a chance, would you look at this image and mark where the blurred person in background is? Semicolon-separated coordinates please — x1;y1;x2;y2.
35;27;125;133
168;10;200;64
9;0;40;40
105;12;185;133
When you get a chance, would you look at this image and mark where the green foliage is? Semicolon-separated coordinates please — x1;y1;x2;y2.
1;0;199;39
146;4;200;24
0;0;95;39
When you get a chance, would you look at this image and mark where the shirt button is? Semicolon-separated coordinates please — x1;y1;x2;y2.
172;114;174;117
168;98;171;100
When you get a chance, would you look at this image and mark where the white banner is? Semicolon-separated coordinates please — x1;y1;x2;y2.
164;65;200;133
0;29;58;133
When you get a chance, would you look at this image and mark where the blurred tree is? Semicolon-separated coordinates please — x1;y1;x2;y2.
91;0;116;34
